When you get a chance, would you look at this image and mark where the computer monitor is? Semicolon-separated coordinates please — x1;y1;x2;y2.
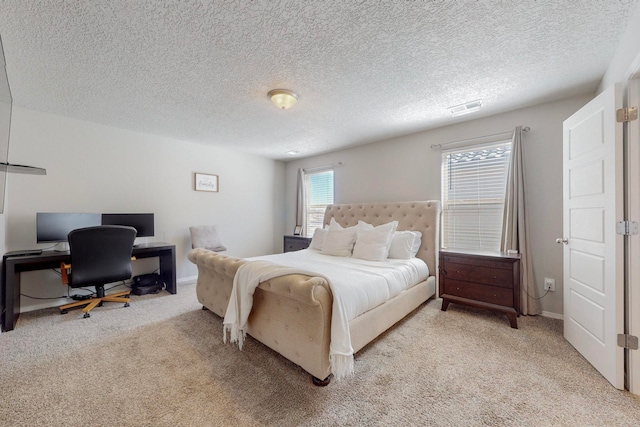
101;213;154;237
36;213;102;250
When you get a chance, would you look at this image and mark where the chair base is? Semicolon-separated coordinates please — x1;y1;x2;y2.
60;290;131;317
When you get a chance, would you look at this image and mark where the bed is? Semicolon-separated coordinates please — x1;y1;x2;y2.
187;201;441;385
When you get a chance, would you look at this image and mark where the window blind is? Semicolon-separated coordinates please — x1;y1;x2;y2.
305;170;334;236
441;140;511;250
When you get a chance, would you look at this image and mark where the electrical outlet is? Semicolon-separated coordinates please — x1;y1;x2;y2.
544;278;556;292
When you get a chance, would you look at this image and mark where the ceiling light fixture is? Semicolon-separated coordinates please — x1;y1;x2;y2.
285;150;300;156
448;99;483;116
268;89;298;110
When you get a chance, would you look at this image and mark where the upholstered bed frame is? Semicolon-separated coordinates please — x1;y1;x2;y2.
188;200;441;384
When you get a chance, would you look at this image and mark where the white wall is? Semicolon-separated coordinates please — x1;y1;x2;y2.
285;94;594;316
0;211;5;257
6;107;285;312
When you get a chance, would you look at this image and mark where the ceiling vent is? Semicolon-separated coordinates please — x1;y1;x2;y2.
448;99;483;116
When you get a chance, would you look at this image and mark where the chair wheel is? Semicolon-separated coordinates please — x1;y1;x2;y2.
61;310;68;315
124;302;130;308
83;313;90;318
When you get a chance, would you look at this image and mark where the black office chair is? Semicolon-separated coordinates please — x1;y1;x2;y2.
59;225;137;318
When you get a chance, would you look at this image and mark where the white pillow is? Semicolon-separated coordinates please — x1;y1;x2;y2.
321;218;368;257
352;221;398;261
308;228;327;250
357;220;375;230
388;230;422;259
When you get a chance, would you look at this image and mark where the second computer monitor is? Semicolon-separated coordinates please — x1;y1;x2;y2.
101;213;154;237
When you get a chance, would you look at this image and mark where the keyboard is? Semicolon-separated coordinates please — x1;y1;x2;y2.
4;249;43;257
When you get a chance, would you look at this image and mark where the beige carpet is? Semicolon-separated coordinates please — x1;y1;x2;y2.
1;282;639;426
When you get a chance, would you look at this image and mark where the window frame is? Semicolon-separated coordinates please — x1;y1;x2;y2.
440;138;512;251
304;168;334;237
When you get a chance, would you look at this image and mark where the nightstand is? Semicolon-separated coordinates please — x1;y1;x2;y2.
438;249;521;328
283;235;312;253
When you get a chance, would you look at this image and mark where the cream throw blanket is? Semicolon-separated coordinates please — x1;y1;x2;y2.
222;260;355;380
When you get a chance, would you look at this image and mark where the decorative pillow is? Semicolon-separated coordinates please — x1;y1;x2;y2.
321;218;369;257
352;221;399;261
355;221;376;234
189;225;227;251
388;230;422;259
357;220;374;229
308;228;327;250
409;231;422;255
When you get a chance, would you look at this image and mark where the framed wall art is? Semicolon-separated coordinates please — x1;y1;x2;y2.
194;173;219;192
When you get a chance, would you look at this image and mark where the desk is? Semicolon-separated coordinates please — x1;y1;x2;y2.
1;242;176;332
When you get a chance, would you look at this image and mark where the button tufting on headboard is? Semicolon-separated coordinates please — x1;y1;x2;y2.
323;201;442;275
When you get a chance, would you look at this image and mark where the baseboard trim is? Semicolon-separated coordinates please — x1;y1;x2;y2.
178;275;197;285
541;310;563;320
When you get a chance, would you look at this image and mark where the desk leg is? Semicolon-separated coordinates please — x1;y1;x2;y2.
2;267;20;332
159;248;177;294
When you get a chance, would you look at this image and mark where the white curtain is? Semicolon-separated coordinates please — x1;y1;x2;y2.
501;126;541;315
295;168;306;235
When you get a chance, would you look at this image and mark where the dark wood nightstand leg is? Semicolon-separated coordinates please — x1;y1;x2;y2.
507;313;518;329
441;298;450;311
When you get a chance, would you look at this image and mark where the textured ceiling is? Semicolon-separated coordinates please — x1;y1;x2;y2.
0;0;638;160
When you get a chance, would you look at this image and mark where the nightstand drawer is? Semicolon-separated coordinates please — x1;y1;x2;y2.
444;261;513;289
442;255;514;270
283;235;312;253
285;240;308;252
442;279;514;307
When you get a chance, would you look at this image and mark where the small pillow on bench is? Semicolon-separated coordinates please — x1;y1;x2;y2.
190;225;227;252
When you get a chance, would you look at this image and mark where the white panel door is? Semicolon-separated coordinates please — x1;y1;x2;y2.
562;83;624;389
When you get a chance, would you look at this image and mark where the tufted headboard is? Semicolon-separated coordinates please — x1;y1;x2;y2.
322;201;442;276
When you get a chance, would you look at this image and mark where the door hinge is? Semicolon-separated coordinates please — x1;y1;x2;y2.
616;106;638;123
616;220;639;236
617;334;639;350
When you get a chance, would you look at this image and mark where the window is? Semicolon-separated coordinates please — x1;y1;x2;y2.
441;140;511;251
305;169;334;236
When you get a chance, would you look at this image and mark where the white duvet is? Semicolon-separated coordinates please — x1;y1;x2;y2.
252;249;429;320
223;248;429;380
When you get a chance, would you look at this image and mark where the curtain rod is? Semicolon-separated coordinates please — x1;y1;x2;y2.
430;126;530;149
303;162;342;173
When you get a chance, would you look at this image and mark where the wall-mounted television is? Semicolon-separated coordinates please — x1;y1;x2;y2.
36;213;102;248
101;213;154;237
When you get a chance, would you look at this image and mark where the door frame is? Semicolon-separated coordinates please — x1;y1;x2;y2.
627;74;640;395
